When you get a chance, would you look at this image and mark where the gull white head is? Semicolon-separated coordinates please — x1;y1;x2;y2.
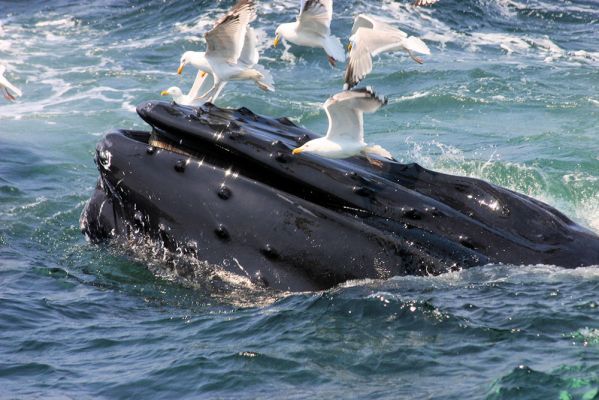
273;0;343;66
161;86;183;99
178;51;209;76
273;23;294;48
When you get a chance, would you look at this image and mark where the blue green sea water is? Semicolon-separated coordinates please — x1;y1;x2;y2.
1;0;599;398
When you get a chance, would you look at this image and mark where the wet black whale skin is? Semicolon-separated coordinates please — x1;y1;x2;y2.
80;101;599;291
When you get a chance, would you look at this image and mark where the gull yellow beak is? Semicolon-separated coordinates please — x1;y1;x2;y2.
200;71;207;78
160;90;169;96
273;34;281;48
177;64;184;75
292;148;303;155
347;43;353;51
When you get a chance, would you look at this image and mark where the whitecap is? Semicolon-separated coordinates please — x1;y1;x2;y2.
35;17;76;28
0;40;11;51
528;36;563;54
393;91;430;103
469;32;531;54
44;32;67;43
121;101;137;113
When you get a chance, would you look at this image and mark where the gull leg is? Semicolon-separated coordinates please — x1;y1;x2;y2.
256;81;269;91
209;82;227;103
3;88;15;101
199;81;224;104
327;55;337;67
408;51;424;64
365;154;383;168
363;145;393;167
194;84;212;103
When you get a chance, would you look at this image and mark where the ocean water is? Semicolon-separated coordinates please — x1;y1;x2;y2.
1;0;598;398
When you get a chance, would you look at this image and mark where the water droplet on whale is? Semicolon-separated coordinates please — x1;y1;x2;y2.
215;224;230;240
260;244;279;260
218;186;232;200
174;160;186;172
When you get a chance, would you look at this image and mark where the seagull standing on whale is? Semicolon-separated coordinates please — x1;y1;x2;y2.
292;87;392;160
176;0;274;103
344;14;430;89
160;70;213;106
0;65;22;102
274;0;346;66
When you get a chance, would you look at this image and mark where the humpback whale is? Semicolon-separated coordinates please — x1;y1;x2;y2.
80;101;599;291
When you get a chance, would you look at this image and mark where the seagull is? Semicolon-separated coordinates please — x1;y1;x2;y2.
0;65;22;102
274;0;345;67
344;14;430;89
176;0;274;103
161;70;216;106
292;87;392;161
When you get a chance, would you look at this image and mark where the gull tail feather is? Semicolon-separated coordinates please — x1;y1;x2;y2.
323;35;346;63
364;145;393;160
405;36;431;55
405;36;430;55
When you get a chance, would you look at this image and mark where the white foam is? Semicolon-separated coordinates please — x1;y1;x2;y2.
522;0;597;15
562;172;599;184
582;203;599;234
116;36;177;50
279;40;298;64
469;32;531;54
44;31;68;43
174;19;213;35
393;91;430;103
387;264;599;291
567;50;599;64
529;36;563;54
370;0;599;67
121;101;137;113
35;17;76;28
0;40;11;51
7;196;48;214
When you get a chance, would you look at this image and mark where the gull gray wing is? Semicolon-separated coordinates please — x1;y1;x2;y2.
345;27;429;88
324;88;386;143
205;0;256;64
344;28;406;89
350;14;405;36
238;27;259;67
297;0;333;37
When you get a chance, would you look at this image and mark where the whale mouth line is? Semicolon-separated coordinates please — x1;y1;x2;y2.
118;126;372;220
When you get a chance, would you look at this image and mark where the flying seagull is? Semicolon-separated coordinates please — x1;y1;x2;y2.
344;14;430;89
274;0;345;66
177;0;273;103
